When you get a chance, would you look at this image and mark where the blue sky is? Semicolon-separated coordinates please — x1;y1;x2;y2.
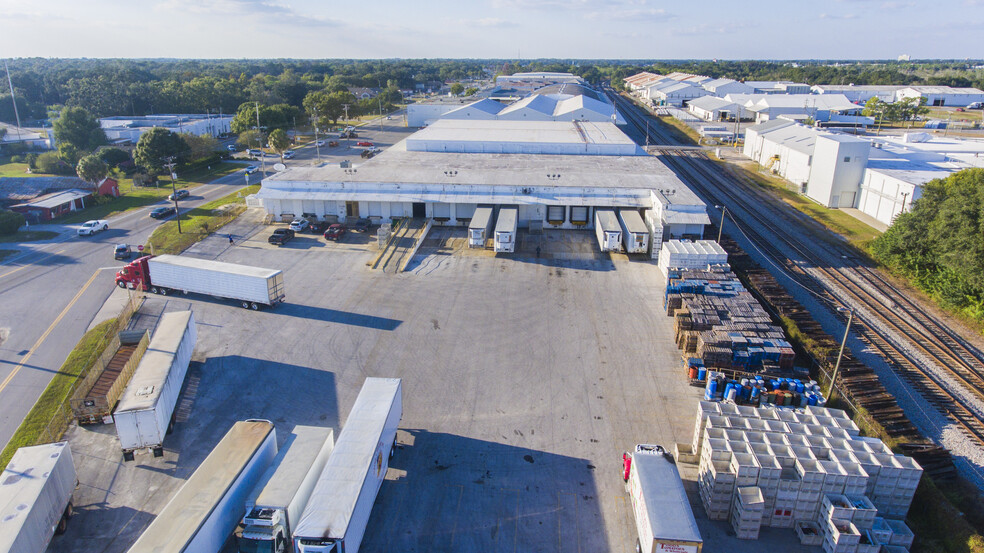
1;0;982;59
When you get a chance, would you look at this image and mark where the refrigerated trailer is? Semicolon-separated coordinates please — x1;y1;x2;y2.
293;378;403;553
127;420;277;553
626;444;703;553
116;254;285;310
468;206;494;248
618;209;650;254
237;426;335;553
0;442;77;553
595;209;623;252
493;207;517;253
114;310;197;461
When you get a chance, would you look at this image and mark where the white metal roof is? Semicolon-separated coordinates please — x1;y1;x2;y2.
633;448;703;545
115;310;194;413
406;120;636;150
662;239;726;256
442;98;504;118
747;94;858;112
15;189;91;209
688;96;739;111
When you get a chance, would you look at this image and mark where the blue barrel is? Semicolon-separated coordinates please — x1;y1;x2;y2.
725;384;738;402
769;379;780;391
750;386;761;402
795;380;805;394
698;367;707;381
808;393;818;406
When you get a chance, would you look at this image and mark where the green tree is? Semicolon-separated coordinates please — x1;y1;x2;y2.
179;133;219;162
97;147;131;168
268;128;291;161
134;127;186;174
464;87;478;96
0;211;26;236
895;97;929;126
58;143;82;166
76;154;108;185
237;129;264;150
52;106;106;151
34;151;74;175
303;90;357;129
450;83;465;96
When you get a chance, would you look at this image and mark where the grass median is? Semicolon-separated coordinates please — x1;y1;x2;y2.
0;319;116;472
145;184;259;254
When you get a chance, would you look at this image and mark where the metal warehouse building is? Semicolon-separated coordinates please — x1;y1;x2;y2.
256;119;708;255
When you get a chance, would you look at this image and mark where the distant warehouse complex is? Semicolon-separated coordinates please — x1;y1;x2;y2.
257;116;708;258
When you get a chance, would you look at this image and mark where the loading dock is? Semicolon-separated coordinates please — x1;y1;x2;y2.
595;209;622;252
618;209;650;254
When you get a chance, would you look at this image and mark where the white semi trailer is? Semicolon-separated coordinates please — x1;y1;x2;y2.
493;207;517;253
626;444;703;553
0;442;77;553
468;206;494;248
127;420;278;553
595;209;623;252
618;208;650;254
293;378;403;553
114;310;197;461
237;426;335;553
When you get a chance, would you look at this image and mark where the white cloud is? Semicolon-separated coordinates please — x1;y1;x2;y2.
457;17;519;28
590;7;674;21
819;12;859;19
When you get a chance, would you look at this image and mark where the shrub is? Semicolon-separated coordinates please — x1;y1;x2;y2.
34;151;74;175
97;147;132;168
9;155;23;163
0;210;25;235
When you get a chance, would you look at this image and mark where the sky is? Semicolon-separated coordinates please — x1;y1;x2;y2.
1;0;983;60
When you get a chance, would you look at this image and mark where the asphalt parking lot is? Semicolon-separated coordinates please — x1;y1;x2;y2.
53;213;814;553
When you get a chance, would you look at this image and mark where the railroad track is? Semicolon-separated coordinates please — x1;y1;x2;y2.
606;89;984;448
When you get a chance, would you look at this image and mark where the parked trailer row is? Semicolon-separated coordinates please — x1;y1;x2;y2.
595;209;623;252
618;209;650;254
468;206;494;248
294;378;403;553
237;426;335;553
127;420;277;553
116;254;286;310
0;442;77;553
114;310;197;461
493;207;518;253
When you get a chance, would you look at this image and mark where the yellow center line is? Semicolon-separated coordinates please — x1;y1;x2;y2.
0;249;67;280
0;268;105;395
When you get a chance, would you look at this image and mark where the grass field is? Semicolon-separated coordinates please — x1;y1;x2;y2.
0;319;116;472
0;161;37;178
0;230;59;243
146;184;260;254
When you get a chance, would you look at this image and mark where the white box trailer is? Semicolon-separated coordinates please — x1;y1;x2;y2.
618;209;650;254
594;209;623;252
627;444;703;553
116;254;286;310
0;442;77;553
493;207;518;253
127;420;277;553
237;426;335;553
468;206;494;248
294;378;403;553
114;310;197;461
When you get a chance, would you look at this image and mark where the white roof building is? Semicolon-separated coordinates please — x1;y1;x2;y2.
744;81;812;95
409;93;623;128
99;114;232;143
812;85;904;104
404;120;641;156
895;86;984;107
687;96;747;122
494;72;583;92
744;94;861;123
624;72;663;91
701;78;754;96
649;82;711;107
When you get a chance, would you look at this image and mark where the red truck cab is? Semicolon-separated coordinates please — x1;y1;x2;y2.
116;255;153;290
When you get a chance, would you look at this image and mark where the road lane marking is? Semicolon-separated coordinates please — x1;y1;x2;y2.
0;249;67;279
0;268;107;395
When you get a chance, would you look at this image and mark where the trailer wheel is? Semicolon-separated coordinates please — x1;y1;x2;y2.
123;451;135;462
55;515;68;535
151;286;159;294
390;444;395;459
250;302;259;310
159;287;168;296
635;538;642;553
65;502;74;518
242;301;250;309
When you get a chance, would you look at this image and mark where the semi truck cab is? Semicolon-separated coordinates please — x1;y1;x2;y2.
296;538;339;553
239;508;289;553
116;256;152;290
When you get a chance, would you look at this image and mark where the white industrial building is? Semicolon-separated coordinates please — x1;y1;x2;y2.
408;91;623;128
256;120;708;255
494;72;584;92
811;85;904;104
648;82;711;107
701;78;754;97
744;81;812;95
687;96;747;122
624;72;663;91
743;120;871;208
99;114;233;143
743;94;863;123
894;86;984;107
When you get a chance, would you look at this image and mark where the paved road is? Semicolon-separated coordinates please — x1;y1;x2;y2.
0;168;258;450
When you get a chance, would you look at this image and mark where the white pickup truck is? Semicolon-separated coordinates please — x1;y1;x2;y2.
77;219;109;236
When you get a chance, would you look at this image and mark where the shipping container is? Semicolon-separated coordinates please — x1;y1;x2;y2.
594;209;622;252
493;207;518;253
237;426;335;553
114;311;197;461
468;206;494;248
627;444;703;553
0;442;77;553
618;209;650;254
127;420;277;553
294;378;402;553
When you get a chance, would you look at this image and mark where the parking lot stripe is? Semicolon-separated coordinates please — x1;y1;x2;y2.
0;268;103;395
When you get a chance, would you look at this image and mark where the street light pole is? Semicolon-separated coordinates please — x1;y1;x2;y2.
313;107;321;164
828;307;854;403
715;204;728;244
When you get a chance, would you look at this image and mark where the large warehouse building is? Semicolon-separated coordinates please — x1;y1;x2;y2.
257;119;708;256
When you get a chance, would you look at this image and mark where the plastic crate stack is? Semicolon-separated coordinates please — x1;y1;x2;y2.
690;401;923;545
731;486;765;539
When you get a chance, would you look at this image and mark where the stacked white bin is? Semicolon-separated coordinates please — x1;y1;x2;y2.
731;486;765;539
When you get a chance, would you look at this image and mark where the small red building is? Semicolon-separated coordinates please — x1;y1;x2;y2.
96;177;120;197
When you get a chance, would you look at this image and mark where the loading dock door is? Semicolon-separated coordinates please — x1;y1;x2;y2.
571;206;589;225
433;203;451;219
547;205;565;224
412;203;426;218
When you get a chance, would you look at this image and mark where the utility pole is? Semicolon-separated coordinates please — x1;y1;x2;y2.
377;80;384;131
827;307;854;404
255;102;266;175
342;104;350;125
4;60;23;141
312;107;321;164
900;191;910;215
163;157;182;234
715;205;728;243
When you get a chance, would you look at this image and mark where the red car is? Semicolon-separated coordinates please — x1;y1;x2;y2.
324;224;346;241
356;141;374;147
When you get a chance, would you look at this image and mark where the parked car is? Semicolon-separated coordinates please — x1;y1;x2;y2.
268;228;295;246
348;132;358;138
114;244;133;260
168;189;190;201
316;140;326;147
150;206;176;219
324;224;346;241
360;149;376;159
956;107;966;112
308;221;329;233
344;126;355;132
78;219;109;236
352;219;370;233
328;140;339;147
966;102;983;110
247;149;263;157
283;150;295;159
288;219;310;232
245;165;259;174
357;141;373;147
226;144;238;152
